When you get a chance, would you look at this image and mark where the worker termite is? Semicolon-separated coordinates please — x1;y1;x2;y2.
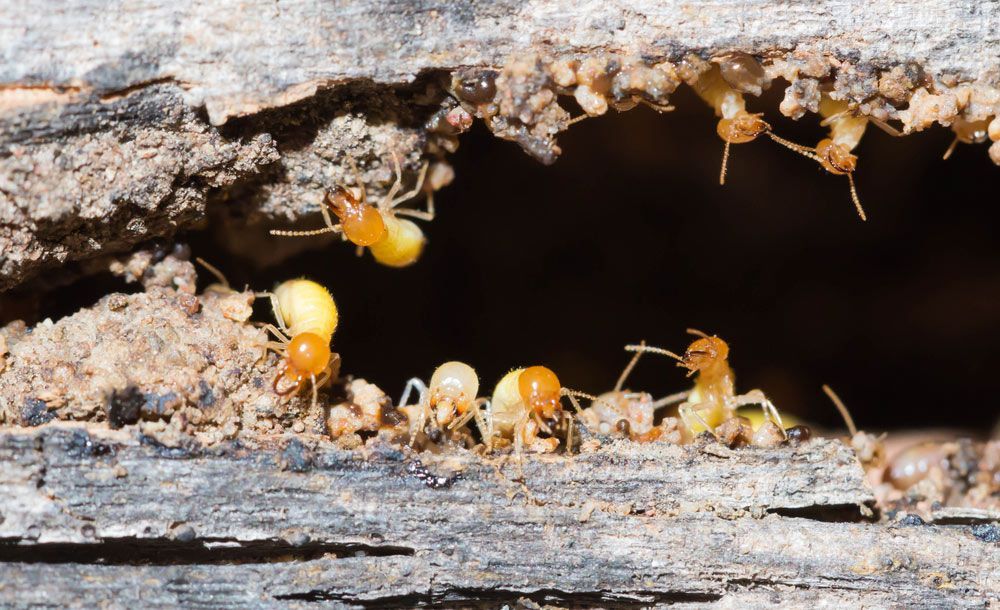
257;279;341;407
580;341;688;442
625;330;787;445
883;442;953;491
480;366;595;456
396;361;486;448
689;58;800;186
271;153;432;268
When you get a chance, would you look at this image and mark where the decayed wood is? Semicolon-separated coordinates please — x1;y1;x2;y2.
2;1;999;293
0;423;996;608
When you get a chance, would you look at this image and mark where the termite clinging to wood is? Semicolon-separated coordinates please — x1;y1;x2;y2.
271;153;434;267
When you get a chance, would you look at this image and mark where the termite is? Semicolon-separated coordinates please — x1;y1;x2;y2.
625;330;786;444
271;153;433;267
689;58;804;186
580;341;688;441
480;366;595;456
397;361;487;447
257;279;341;407
883;441;952;491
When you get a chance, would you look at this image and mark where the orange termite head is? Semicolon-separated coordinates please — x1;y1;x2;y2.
717;112;769;144
680;336;729;376
518;365;562;419
326;186;386;246
815;138;857;175
285;332;332;380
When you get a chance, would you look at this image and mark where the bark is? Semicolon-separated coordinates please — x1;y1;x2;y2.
0;423;996;609
2;0;999;292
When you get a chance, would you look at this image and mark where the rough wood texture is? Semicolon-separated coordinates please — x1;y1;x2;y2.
0;424;996;608
5;1;998;124
2;1;998;293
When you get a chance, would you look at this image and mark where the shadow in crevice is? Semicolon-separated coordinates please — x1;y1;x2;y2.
274;586;722;608
0;537;414;566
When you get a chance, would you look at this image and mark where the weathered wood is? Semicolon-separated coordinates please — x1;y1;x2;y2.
0;423;996;608
2;1;998;293
5;1;998;125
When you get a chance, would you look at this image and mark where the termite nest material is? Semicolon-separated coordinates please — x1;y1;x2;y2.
433;51;999;168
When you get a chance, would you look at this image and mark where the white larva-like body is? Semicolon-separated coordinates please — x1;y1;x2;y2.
369;213;426;268
273;279;338;342
489;368;525;438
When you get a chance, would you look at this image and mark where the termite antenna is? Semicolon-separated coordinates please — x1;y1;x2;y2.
614;340;645;392
561;388;598;414
624;344;683;361
686;328;710;338
847;173;867;221
822;384;857;437
195;257;230;289
766;132;822;162
719;140;731;185
942;136;960;161
636;99;674;113
566;114;590;126
270;227;342;237
869;117;903;137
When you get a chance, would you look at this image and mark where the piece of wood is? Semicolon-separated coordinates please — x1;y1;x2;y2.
2;1;998;293
4;1;998;125
0;423;996;608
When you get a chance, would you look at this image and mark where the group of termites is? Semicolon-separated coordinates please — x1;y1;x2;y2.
212;54;992;492
268;54;999;269
246;273;811;457
241;274;941;494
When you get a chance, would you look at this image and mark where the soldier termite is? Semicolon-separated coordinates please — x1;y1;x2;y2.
271;153;433;268
257;279;341;407
396;361;487;448
480;366;596;456
625;330;787;445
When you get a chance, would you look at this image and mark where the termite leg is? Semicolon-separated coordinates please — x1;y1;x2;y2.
734;389;786;435
345;155;367;203
399;377;429;408
256;292;290;335
261;323;291;344
651;390;691;410
679;403;718;440
385;153;431;211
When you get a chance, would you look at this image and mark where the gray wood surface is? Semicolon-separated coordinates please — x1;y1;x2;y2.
2;1;998;293
0;423;996;608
